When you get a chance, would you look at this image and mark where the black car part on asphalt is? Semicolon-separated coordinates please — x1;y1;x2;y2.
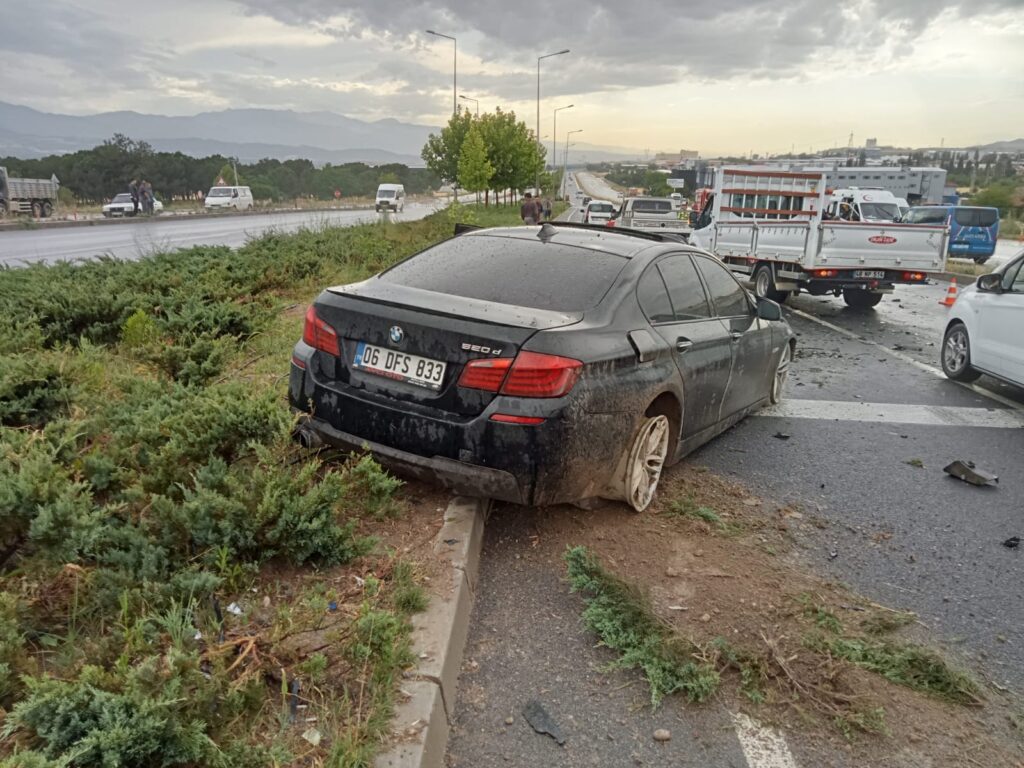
291;223;794;510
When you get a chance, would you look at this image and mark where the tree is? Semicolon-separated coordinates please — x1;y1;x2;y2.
457;125;495;198
421;108;474;188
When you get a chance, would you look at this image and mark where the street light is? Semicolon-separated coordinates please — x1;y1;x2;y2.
459;94;479;116
552;104;574;173
426;30;457;115
536;48;570;193
563;129;583;197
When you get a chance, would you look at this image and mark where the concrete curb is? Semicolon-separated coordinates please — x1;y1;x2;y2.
375;496;490;768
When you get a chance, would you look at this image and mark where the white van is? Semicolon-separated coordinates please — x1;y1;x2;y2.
583;200;615;224
825;188;902;222
375;183;405;212
205;186;254;211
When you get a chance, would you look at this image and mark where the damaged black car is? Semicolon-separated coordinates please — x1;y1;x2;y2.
290;223;794;511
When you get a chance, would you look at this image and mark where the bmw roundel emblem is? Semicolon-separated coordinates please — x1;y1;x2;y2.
389;325;404;344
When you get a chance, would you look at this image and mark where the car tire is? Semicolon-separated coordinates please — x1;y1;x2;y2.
31;201;42;218
623;413;671;512
973;256;990;265
842;288;883;309
770;342;792;404
753;264;790;303
941;322;982;382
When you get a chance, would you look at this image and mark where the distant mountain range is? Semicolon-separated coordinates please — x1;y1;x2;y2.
0;101;647;166
976;138;1024;153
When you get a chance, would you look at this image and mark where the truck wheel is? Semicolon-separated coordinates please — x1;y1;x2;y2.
753;264;790;303
0;200;7;218
941;322;982;382
842;289;883;309
31;201;43;218
41;201;53;218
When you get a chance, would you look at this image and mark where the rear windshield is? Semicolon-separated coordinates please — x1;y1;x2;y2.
589;203;614;213
380;234;627;312
953;207;999;228
631;199;673;214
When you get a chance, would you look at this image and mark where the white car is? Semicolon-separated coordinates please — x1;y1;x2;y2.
205;185;254;211
583;199;615;224
942;250;1024;387
102;193;164;217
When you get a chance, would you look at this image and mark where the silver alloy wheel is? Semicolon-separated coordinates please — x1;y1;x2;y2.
943;327;969;374
625;414;670;512
771;343;791;404
755;267;771;299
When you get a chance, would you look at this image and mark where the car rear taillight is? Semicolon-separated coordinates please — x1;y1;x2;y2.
605;219;616;227
500;351;582;398
458;358;513;391
302;306;340;356
458;351;583;398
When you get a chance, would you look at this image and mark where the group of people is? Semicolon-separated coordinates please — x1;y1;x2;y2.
129;178;156;215
519;192;553;225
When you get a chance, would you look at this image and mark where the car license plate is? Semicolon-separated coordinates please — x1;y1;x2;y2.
853;270;885;279
353;342;446;390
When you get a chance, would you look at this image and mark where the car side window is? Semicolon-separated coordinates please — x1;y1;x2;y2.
694;256;751;318
657;256;711;321
1004;258;1024;292
637;266;675;324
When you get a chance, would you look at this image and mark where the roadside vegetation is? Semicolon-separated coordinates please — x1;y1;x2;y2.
0;203;520;766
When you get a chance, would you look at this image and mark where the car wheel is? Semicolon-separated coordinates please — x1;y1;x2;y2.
842;288;883;309
753;264;790;303
973;256;990;265
941;322;982;382
624;414;670;512
770;342;792;404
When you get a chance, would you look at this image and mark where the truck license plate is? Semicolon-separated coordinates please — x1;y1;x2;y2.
353;342;446;390
853;270;885;279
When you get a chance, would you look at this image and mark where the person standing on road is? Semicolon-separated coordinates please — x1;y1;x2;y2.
141;181;154;214
521;192;538;225
129;179;139;216
543;197;552;221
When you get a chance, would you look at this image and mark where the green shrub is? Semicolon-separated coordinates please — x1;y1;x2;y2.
0;355;73;427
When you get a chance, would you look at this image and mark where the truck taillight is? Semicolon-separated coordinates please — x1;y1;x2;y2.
902;271;926;281
813;269;838;278
302;306;340;356
458;351;583;398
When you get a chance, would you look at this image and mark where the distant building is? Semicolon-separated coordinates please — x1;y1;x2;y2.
654;149;700;167
865;138;878;149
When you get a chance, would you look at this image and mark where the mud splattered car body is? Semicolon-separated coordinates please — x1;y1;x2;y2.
290;224;794;510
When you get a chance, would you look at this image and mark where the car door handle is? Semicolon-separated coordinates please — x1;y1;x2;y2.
676;338;693;352
730;331;743;342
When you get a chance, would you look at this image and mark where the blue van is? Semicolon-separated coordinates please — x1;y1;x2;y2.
902;205;1000;263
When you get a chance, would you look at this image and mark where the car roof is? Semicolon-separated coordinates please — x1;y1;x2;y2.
459;225;682;258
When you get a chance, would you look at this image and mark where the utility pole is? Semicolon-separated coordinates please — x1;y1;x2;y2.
536;49;570;195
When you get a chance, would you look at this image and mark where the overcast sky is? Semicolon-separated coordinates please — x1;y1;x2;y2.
1;0;1021;155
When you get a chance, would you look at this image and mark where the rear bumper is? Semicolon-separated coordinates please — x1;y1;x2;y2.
289;350;631;506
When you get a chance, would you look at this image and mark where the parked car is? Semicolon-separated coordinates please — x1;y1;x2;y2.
583;200;615;224
942;250;1024;387
290;223;795;511
204;185;254;211
375;183;406;212
102;193;164;217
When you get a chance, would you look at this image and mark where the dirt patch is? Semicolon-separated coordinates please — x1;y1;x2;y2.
501;465;1024;767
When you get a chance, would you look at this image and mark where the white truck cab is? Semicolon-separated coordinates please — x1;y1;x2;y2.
825;188;903;222
375;183;405;212
205;186;254;211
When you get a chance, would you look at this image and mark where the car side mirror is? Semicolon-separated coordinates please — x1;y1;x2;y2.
756;297;783;321
977;273;1002;293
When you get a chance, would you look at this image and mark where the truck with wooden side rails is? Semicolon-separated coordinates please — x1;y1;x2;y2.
0;166;60;218
688;169;949;308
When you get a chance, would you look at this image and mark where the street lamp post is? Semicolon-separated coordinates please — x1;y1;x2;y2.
552;104;574;174
563;129;583;198
459;94;479;116
426;30;457;115
536;48;570;194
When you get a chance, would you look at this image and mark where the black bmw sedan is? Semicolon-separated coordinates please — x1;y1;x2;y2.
290;223;794;511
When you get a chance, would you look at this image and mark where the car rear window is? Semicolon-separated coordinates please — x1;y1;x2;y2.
589;203;614;213
631;200;673;214
380;234;627;312
954;207;999;227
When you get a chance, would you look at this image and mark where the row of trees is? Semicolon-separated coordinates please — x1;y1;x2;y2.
1;135;441;203
604;165;673;197
421;108;554;204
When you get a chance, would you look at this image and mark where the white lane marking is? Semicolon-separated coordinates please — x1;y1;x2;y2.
732;713;799;768
786;306;1024;413
757;398;1024;429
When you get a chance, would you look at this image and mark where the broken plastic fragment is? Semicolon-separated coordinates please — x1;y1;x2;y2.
1002;537;1020;550
943;460;998;487
523;699;565;745
301;727;322;746
773;432;791;441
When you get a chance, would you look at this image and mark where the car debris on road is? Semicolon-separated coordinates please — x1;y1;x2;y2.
522;699;565;745
943;459;999;487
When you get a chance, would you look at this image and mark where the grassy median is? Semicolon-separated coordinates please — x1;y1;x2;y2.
0;203;523;767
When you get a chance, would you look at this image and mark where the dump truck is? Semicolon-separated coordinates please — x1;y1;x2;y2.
0;166;60;218
688;169;948;308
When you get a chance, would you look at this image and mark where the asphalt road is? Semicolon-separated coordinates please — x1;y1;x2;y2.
0;202;446;266
449;187;1024;766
